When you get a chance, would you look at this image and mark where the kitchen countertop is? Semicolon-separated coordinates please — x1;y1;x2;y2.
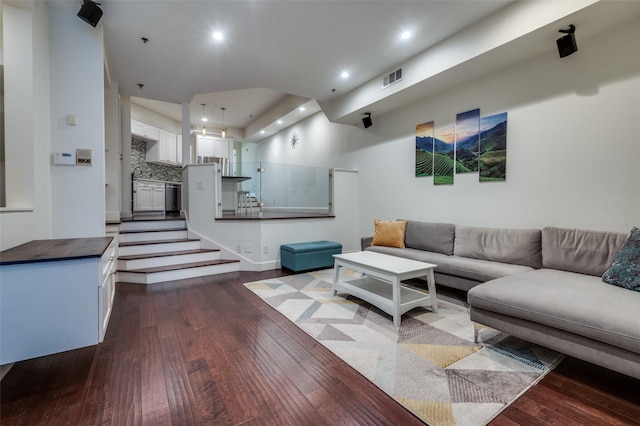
0;237;114;266
133;178;182;185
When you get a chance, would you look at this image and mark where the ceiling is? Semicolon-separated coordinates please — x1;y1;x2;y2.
97;0;513;140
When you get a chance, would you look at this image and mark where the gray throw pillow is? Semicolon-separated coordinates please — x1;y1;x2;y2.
602;227;640;291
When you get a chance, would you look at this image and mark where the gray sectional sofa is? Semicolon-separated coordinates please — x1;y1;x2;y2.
362;221;640;379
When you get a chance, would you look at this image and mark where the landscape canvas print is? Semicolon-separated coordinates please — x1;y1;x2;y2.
455;108;480;173
479;112;508;181
414;109;507;185
415;121;434;177
433;124;455;185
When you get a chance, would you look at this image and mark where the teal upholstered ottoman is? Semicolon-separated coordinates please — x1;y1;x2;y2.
280;240;342;272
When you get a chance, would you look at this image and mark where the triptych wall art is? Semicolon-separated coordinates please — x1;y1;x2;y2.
415;109;507;185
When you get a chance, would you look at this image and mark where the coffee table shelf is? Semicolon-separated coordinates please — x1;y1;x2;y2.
336;276;434;319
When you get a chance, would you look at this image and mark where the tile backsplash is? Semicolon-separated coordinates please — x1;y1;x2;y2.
131;137;182;182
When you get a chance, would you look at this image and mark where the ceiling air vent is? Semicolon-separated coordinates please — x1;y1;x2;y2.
382;68;403;89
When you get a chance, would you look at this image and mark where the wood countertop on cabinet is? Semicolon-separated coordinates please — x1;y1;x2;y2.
0;237;114;266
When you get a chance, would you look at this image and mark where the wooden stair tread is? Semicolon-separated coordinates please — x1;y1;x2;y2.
119;238;200;247
118;249;219;261
119;259;239;274
121;216;185;222
119;227;186;234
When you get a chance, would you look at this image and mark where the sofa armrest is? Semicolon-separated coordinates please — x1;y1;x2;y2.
361;236;373;251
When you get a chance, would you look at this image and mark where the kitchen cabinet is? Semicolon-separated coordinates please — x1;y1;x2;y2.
0;237;115;364
134;180;165;211
213;137;232;159
146;130;181;165
192;134;232;163
131;119;160;141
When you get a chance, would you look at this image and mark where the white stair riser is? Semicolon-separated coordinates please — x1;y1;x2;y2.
118;252;220;270
120;220;186;232
119;241;201;256
119;230;188;243
118;262;239;284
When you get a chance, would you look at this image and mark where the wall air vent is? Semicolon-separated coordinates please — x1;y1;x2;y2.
382;68;403;89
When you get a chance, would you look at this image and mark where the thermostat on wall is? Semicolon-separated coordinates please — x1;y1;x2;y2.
53;151;76;166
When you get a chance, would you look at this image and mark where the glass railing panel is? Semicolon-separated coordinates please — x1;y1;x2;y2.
217;161;332;216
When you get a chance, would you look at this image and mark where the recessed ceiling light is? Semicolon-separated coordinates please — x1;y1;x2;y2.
401;31;412;40
299;107;306;112
260;130;265;134
340;71;350;79
202;117;208;122
212;31;224;41
277;120;283;124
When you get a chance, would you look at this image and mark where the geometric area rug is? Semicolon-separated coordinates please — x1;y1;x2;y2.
244;269;564;426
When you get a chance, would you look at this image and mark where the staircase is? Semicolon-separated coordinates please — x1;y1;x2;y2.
117;217;240;284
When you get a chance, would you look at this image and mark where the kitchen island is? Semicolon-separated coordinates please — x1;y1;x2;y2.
0;237;116;364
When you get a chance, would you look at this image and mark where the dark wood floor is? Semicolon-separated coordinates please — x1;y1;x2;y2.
2;270;639;425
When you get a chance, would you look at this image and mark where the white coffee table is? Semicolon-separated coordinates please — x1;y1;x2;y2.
332;251;438;326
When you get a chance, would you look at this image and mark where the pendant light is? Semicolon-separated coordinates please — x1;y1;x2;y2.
201;104;207;136
220;107;226;139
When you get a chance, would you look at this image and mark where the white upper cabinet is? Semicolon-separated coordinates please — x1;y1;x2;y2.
131;119;160;141
213;137;232;159
135;119;181;166
192;134;233;163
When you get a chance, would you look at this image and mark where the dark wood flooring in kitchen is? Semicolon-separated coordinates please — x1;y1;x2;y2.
2;270;639;425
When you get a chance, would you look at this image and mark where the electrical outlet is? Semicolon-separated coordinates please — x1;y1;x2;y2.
263;245;268;254
244;244;252;253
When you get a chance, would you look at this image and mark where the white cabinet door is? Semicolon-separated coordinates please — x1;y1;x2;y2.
99;238;116;342
176;135;183;165
134;181;153;211
213;137;233;159
159;130;169;161
193;135;214;161
166;134;178;164
151;182;165;210
131;120;145;138
131;119;160;141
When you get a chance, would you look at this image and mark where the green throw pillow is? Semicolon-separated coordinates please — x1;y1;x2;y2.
602;227;640;291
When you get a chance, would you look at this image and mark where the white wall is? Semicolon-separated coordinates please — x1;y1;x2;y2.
255;19;640;239
254;111;367;170
105;81;121;222
0;2;52;250
49;5;105;238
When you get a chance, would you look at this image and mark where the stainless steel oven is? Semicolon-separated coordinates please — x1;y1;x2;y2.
165;183;181;212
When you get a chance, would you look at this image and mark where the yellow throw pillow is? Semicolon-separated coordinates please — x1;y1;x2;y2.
371;220;407;249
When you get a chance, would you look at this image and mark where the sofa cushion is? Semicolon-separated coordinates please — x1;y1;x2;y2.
468;269;640;354
602;227;640;291
366;246;534;282
542;227;626;276
402;220;456;255
453;226;542;268
371;219;407;249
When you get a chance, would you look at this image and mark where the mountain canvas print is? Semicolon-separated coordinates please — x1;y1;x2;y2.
455;108;480;173
479;112;508;182
415;121;434;177
433;124;455;185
